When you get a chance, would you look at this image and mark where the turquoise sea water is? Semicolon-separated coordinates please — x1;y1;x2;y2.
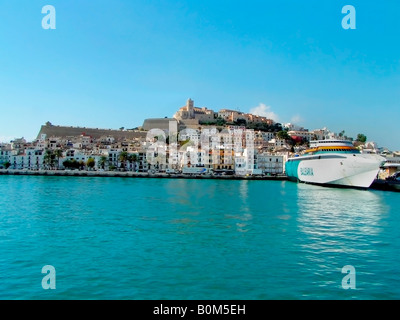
0;175;399;300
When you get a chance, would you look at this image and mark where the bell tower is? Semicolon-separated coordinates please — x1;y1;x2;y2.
186;98;194;118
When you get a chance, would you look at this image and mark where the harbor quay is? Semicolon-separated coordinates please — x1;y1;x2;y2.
0;169;288;181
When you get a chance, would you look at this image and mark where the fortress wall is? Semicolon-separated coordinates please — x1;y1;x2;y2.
37;125;147;140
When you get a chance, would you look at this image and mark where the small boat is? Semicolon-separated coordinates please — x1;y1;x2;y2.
371;171;400;192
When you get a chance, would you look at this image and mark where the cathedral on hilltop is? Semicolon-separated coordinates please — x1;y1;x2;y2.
142;98;275;132
173;98;218;125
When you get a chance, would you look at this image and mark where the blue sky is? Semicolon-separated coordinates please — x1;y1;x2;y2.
0;0;399;149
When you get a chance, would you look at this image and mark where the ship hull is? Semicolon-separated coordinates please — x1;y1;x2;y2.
286;153;384;189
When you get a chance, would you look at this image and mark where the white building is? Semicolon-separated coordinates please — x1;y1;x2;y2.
257;154;284;174
234;148;257;175
360;141;379;154
261;131;276;142
179;129;201;145
288;130;313;142
9;149;45;170
106;149;123;168
283;123;303;131
0;144;12;167
268;138;290;149
311;128;339;140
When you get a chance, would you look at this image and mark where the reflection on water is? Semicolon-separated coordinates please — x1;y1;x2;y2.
297;184;388;255
236;181;252;232
239;180;249;201
163;179;254;233
298;184;386;231
297;184;390;297
295;183;390;295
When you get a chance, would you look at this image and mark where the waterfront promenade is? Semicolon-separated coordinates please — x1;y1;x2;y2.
0;169;288;181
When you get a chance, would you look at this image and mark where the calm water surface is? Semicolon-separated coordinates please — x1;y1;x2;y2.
0;176;399;299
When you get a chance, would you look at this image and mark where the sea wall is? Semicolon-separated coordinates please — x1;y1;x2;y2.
37;124;147;140
0;169;287;181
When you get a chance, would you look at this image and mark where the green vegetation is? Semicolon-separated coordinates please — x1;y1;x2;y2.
63;159;80;169
234;118;247;126
215;117;227;126
356;133;367;143
119;151;129;170
178;139;191;147
44;150;55;169
99;156;107;169
200;118;283;133
276;130;291;141
127;154;138;170
86;158;95;169
54;149;63;169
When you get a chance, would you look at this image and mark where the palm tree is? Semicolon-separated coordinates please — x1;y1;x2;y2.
78;160;85;171
131;153;138;172
119;151;129;171
43;150;54;169
54;149;63;169
99;156;107;170
86;158;95;170
127;154;134;171
127;153;139;171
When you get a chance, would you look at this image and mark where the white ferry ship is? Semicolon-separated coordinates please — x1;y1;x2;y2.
285;140;385;189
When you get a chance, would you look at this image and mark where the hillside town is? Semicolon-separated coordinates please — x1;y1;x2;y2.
1;99;399;177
